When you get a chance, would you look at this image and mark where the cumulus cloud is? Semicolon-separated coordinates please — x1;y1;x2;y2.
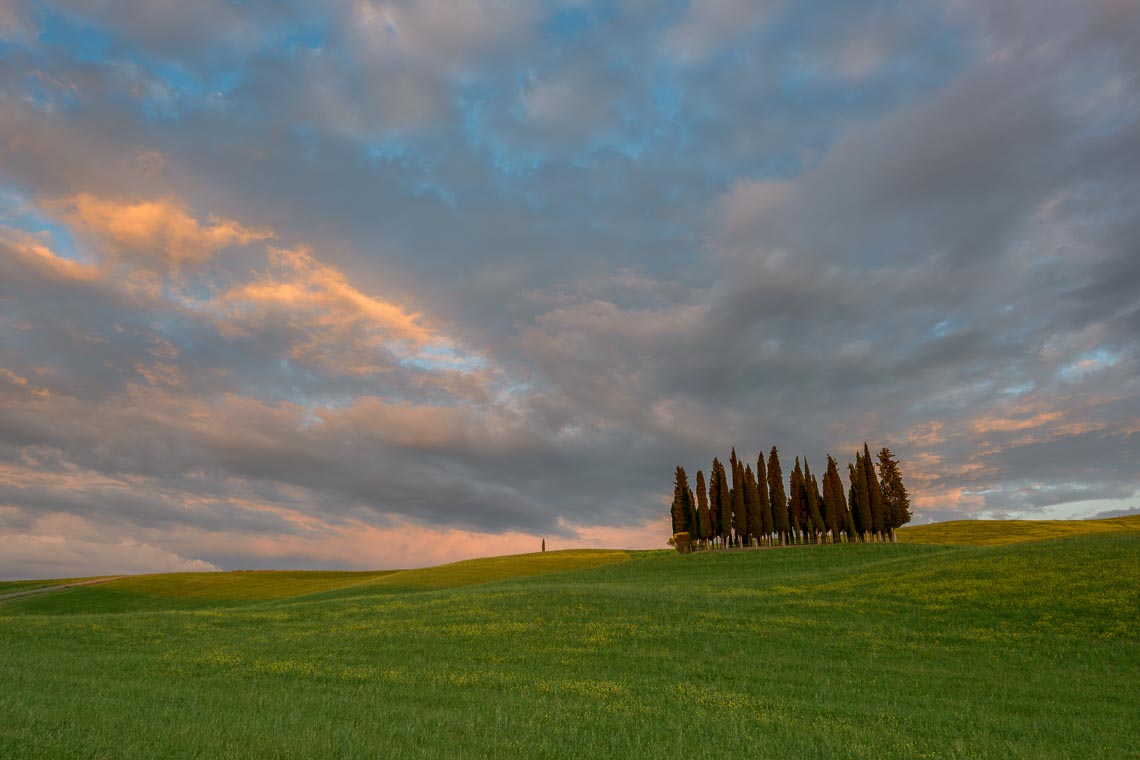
0;532;219;580
57;193;273;267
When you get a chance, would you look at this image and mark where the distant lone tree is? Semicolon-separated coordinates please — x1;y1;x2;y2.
877;447;912;541
541;538;545;552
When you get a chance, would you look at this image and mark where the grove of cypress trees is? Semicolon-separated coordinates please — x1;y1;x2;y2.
670;442;910;550
756;453;773;545
768;447;789;545
877;447;911;541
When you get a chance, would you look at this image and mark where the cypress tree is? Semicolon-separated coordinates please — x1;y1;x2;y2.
744;464;763;546
717;459;733;545
768;447;789;545
732;459;747;547
863;443;886;541
756;453;773;545
687;485;698;541
877;447;912;541
695;469;712;547
844;495;857;541
708;458;724;547
804;459;825;544
789;457;806;544
671;466;691;535
848;477;860;540
849;457;871;541
824;455;847;543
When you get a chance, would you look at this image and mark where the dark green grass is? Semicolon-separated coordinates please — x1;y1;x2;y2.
1;538;1137;758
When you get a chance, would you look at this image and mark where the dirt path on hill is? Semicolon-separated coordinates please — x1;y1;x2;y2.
0;576;126;603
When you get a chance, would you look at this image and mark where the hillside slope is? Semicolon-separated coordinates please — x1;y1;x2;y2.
1;535;1137;758
898;513;1140;546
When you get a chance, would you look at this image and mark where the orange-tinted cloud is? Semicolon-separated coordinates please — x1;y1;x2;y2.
0;225;100;283
57;192;273;267
213;244;479;376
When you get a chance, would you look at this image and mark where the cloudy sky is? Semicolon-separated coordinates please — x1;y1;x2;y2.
1;0;1137;578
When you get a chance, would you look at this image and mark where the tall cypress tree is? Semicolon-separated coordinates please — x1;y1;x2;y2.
708;458;724;546
744;464;763;546
683;476;695;536
729;447;739;542
717;459;733;544
849;457;871;541
768;447;789;545
789;457;806;544
671;466;692;535
804;459;825;544
877;447;911;541
823;455;847;543
848;477;860;540
756;453;773;545
732;459;748;546
863;443;886;541
843;493;857;541
695;469;712;547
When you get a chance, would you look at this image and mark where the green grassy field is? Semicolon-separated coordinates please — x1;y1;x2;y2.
1;523;1138;758
898;513;1140;545
0;577;93;595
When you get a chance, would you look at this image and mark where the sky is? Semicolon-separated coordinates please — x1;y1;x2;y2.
0;0;1138;578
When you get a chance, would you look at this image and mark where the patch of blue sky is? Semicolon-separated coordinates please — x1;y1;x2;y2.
541;5;598;42
400;345;486;374
280;23;327;55
0;188;82;261
1058;348;1122;382
1001;382;1035;396
364;139;440;173
33;7;112;63
457;84;546;180
650;66;682;124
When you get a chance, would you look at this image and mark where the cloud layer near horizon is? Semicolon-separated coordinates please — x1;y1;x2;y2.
1;0;1138;577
